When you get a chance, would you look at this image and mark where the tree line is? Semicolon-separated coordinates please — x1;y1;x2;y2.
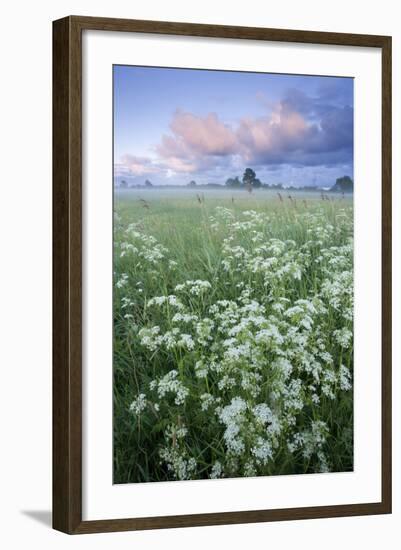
118;170;353;192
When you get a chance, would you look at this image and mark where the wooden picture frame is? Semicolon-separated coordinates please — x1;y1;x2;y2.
53;15;392;534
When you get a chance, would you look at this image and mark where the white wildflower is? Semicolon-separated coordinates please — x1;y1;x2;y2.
156;370;189;406
210;461;223;479
129;393;147;415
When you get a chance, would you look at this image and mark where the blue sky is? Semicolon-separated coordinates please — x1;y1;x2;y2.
114;65;353;187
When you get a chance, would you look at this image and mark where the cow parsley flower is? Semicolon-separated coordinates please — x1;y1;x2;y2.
210;461;223;479
252;403;273;425
129;393;147;415
333;327;353;348
339;364;352;391
155;370;189;405
251;437;273;465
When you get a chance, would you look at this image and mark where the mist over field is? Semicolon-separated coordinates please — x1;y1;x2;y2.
114;186;352;200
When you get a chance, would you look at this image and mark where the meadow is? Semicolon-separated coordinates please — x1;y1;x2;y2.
113;188;353;484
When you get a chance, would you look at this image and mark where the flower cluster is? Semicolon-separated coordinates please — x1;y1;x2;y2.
115;202;354;482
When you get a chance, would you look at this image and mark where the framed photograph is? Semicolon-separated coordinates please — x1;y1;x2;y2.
53;16;392;534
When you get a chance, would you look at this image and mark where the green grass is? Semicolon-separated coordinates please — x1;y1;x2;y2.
113;188;353;484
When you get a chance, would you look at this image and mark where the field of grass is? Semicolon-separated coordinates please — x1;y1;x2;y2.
113;188;353;484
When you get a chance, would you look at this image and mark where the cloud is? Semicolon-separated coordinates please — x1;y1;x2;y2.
155;110;238;173
116;154;159;177
316;79;354;105
118;85;353;178
236;88;353;167
237;108;314;162
159;156;199;174
281;88;315;116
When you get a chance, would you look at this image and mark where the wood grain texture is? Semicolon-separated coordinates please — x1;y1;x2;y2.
52;16;82;534
69;15;389;47
52;15;392;534
381;35;392;514
75;502;388;534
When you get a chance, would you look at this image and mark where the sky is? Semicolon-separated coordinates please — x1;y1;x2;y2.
113;65;354;187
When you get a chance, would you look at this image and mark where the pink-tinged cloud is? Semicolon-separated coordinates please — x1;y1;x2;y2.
118;90;353;177
153;106;319;173
161;156;199;174
118;154;159;176
116;152;199;177
157;110;238;160
237;106;313;161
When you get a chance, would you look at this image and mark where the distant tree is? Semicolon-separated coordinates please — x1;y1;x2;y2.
188;180;197;187
225;176;242;188
331;176;353;193
144;179;153;187
253;177;262;189
242;168;259;191
120;179;128;189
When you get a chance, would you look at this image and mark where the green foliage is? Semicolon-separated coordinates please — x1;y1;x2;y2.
331;176;353;193
113;190;353;483
225;176;241;188
225;169;262;190
242;167;257;189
